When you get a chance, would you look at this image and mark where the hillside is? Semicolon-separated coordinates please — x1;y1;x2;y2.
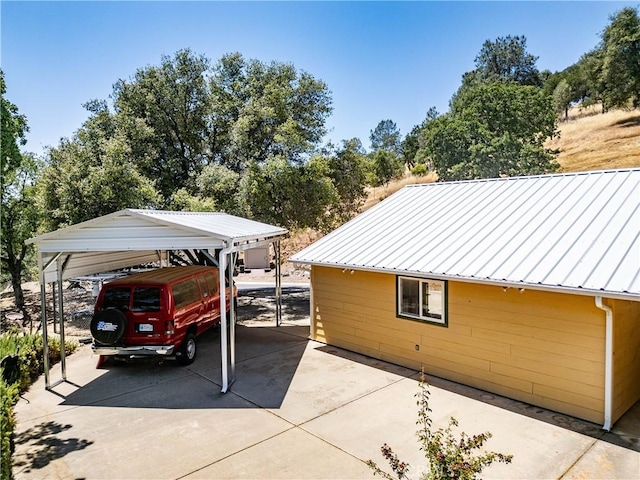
284;108;640;259
547;107;640;172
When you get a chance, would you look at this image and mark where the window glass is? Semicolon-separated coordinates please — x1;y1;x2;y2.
422;281;442;319
398;277;446;325
400;279;419;316
102;287;131;310
204;272;218;293
132;287;161;312
172;278;201;309
198;275;209;298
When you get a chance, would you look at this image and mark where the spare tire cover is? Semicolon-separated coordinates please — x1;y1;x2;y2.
90;308;127;345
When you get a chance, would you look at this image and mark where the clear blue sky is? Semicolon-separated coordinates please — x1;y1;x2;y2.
1;1;635;155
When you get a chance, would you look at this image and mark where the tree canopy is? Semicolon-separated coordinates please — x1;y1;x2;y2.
1;70;40;316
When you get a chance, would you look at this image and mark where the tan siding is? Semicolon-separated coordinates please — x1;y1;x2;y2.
612;299;640;422
311;266;607;424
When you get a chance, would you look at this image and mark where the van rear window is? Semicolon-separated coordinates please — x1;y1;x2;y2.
132;287;161;312
172;279;201;309
103;287;131;310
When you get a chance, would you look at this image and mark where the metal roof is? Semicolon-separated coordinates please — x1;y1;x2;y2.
291;169;640;300
27;209;287;282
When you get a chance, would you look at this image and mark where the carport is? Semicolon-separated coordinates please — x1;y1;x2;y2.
26;208;288;393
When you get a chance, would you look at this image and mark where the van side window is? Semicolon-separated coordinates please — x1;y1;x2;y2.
172;278;201;309
197;275;209;298
204;272;218;294
132;287;161;312
102;287;131;310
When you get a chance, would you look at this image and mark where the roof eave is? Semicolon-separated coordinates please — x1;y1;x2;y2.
292;261;640;302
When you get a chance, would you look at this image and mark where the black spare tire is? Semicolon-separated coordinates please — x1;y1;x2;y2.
90;308;127;345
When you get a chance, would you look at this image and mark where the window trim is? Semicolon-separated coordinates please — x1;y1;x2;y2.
396;276;448;327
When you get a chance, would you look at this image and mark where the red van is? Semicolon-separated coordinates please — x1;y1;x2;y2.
90;266;237;365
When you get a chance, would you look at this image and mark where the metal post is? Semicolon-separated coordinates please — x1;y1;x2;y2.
52;282;57;334
56;256;67;381
275;240;282;327
39;252;50;388
228;251;235;383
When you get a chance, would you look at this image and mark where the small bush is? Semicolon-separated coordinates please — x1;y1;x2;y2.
411;164;428;177
1;333;78;480
367;375;513;480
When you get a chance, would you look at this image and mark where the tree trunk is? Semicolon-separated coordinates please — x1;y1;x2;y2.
6;257;31;324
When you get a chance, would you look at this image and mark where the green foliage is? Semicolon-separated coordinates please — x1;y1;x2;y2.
600;6;640;109
0;333;78;479
1;70;41;315
326;139;369;223
370;120;402;155
553;80;572;120
40;104;161;230
39;49;334;232
411;164;428;176
240;155;338;231
474;35;541;86
369;150;404;187
192;164;242;215
1;379;18;480
423;83;559;181
367;377;513;480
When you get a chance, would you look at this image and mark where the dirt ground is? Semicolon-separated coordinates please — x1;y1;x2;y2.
0;263;310;340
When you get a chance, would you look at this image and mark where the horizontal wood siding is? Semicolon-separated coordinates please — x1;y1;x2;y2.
311;266;606;423
612;299;640;422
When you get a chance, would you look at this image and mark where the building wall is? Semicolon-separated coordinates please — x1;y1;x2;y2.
311;266;608;424
612;298;640;422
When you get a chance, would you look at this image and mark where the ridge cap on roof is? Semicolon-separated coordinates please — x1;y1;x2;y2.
404;168;640;188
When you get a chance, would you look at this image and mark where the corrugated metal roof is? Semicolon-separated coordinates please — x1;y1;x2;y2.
27;209;287;282
291;169;640;300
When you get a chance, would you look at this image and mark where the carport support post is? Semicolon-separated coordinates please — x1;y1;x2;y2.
219;242;235;393
39;252;51;388
275;240;282;327
56;256;67;381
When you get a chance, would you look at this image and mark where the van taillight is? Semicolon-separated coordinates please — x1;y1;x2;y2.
165;320;175;335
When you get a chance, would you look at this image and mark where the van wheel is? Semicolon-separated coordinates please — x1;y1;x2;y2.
90;308;127;345
178;333;197;365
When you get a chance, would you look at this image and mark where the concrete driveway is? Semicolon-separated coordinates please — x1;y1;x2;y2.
12;320;640;479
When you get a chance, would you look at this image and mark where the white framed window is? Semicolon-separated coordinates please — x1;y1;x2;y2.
397;276;447;326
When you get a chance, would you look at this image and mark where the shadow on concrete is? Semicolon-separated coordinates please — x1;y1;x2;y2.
238;286;310;324
59;324;308;410
12;420;93;473
315;344;640;453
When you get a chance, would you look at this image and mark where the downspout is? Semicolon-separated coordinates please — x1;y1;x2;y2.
595;296;613;431
219;241;233;393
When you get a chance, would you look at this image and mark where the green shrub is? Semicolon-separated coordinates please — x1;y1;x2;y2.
0;333;78;480
1;380;18;480
411;164;428;177
367;375;513;480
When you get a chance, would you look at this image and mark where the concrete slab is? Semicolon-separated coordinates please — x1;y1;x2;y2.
11;322;640;480
184;427;373;479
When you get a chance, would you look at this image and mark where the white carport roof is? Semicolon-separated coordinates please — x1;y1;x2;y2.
291;169;640;301
27;208;288;283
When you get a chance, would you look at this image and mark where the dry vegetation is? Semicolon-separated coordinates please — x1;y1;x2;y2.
287;107;640;259
547;106;640;172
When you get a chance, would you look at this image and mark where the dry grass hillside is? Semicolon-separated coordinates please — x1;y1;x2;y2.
286;107;640;257
547;106;640;172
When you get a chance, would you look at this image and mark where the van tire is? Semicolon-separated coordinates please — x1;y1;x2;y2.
90;309;127;345
178;333;197;365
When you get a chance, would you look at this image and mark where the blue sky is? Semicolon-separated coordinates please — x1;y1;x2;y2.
1;1;636;156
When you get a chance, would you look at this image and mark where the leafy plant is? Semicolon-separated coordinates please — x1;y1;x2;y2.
367;375;513;480
0;333;78;480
